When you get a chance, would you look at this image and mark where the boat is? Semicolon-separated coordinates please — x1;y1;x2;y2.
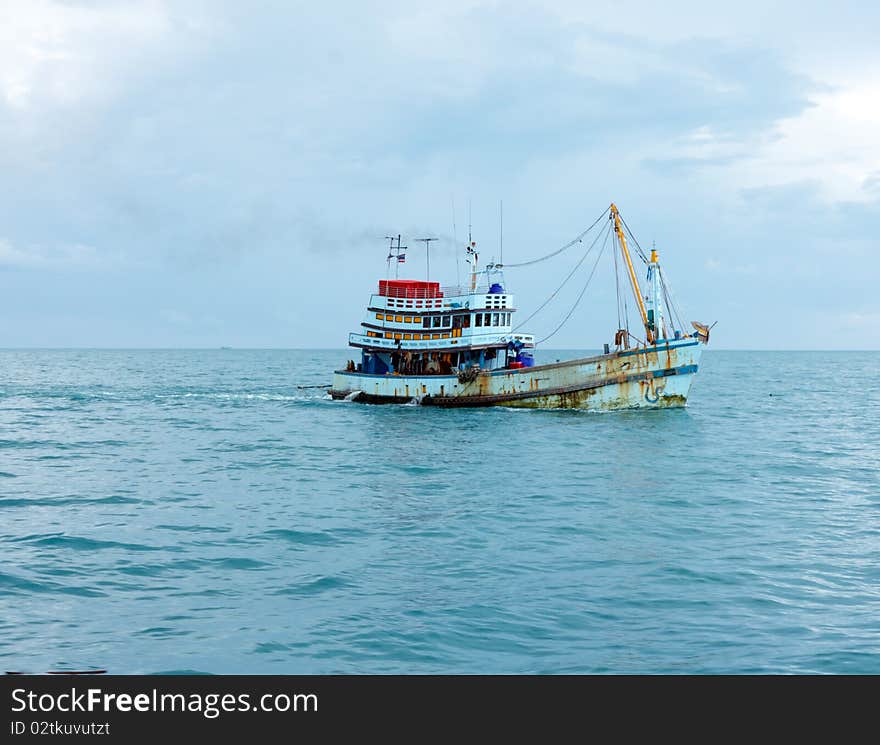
330;203;710;410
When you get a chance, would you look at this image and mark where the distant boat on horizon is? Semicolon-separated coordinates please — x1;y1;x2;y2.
330;203;711;410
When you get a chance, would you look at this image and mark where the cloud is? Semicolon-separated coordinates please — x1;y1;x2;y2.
639;80;880;205
728;83;880;203
0;238;101;268
0;1;876;348
0;0;177;111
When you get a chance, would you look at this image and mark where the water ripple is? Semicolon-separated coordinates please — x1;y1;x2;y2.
0;349;878;674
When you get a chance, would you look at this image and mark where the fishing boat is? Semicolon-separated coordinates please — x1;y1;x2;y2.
330;203;710;410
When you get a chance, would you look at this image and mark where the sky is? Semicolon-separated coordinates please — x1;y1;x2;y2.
0;0;878;349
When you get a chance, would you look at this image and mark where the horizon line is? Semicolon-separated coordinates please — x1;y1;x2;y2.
1;347;879;353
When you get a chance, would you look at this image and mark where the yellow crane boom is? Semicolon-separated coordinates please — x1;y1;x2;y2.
610;203;654;344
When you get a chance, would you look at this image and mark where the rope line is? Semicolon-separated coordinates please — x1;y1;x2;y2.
658;267;687;332
536;223;612;345
513;221;611;331
619;213;649;264
613;233;623;331
501;206;610;268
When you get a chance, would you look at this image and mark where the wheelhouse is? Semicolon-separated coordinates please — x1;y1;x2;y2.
343;274;536;376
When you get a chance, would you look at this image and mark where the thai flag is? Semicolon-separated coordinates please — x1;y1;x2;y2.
398;254;406;263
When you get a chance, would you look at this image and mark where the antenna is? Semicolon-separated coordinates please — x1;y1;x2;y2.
415;237;438;281
468;199;472;245
385;234;406;279
384;235;396;279
499;200;503;265
452;196;460;287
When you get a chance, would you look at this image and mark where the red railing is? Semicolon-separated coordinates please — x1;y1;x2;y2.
378;280;496;298
378;280;442;298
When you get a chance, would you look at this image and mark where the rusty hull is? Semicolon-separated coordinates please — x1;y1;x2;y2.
331;338;703;411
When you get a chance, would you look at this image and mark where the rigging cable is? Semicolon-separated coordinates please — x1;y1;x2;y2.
621;231;631;343
623;270;631;341
536;222;613;345
658;270;676;330
612;232;633;345
619;213;650;264
658;267;687;332
513;220;611;331
501;206;610;268
613;231;623;332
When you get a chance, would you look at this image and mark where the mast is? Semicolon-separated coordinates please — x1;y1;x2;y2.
467;208;479;291
469;241;479;291
647;244;666;341
384;235;396;279
610;203;653;344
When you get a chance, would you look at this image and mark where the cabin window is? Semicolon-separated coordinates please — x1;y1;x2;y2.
441;332;450;338
475;314;483;327
443;316;451;328
432;333;440;339
384;332;392;339
423;318;431;329
413;317;422;323
376;313;384;320
493;313;499;326
463;315;470;328
404;333;412;340
484;313;491;326
432;316;441;328
452;315;462;329
394;333;402;340
404;317;412;323
395;315;403;323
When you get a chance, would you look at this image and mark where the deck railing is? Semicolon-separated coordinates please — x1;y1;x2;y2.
378;283;499;299
439;284;494;298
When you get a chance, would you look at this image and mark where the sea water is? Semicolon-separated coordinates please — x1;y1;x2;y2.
0;349;878;674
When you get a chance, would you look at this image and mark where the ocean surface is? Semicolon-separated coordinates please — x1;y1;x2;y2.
0;349;878;674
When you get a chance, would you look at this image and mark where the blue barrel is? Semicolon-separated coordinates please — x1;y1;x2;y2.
489;283;504;294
